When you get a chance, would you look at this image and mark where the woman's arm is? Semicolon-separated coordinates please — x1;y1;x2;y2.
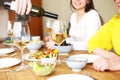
93;48;120;61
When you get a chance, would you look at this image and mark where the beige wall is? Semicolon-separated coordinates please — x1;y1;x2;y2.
0;7;8;38
42;0;117;23
93;0;117;22
42;0;117;37
42;0;72;37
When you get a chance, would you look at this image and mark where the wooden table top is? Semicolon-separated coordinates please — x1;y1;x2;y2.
0;44;120;80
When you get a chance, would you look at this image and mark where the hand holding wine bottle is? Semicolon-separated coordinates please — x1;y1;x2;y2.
4;1;58;19
15;0;32;15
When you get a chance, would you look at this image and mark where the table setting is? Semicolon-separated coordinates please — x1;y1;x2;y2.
0;20;120;80
1;40;120;80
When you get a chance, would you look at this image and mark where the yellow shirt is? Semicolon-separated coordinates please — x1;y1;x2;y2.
88;14;120;55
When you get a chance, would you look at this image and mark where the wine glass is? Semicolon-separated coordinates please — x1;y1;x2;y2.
7;21;14;48
13;21;30;70
51;20;67;46
45;18;53;35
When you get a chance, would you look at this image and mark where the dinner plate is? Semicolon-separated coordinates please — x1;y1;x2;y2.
0;58;21;68
23;53;40;62
70;54;100;63
47;74;93;80
0;48;15;55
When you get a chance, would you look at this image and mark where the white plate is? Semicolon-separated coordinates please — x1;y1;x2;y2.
47;74;93;80
0;58;21;68
70;54;100;63
23;53;40;62
59;53;69;55
0;48;15;55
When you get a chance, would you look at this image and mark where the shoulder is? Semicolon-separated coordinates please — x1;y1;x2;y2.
104;14;120;26
86;9;99;16
104;14;120;24
70;12;77;21
71;12;77;18
112;14;120;20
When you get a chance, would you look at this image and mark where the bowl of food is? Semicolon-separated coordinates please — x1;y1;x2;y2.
54;43;72;55
25;49;58;62
32;36;41;41
29;62;56;76
26;40;43;53
66;56;87;72
28;49;58;76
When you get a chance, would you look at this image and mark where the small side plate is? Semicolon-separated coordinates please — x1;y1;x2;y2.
0;48;15;55
0;58;21;68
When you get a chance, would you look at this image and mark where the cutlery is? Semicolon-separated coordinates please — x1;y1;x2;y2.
83;71;97;80
0;68;23;72
0;52;17;57
0;65;29;72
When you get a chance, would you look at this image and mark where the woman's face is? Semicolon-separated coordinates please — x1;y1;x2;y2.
72;0;89;10
114;0;120;13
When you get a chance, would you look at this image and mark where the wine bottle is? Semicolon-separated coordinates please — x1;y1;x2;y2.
4;1;58;19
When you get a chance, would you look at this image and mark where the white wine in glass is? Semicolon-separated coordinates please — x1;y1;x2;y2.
14;40;29;50
52;33;67;45
13;22;30;70
51;20;67;46
46;18;53;35
7;30;13;37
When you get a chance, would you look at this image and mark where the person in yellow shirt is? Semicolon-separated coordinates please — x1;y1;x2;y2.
88;0;120;72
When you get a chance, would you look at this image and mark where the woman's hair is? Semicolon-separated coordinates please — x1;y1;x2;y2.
68;0;104;33
70;0;95;12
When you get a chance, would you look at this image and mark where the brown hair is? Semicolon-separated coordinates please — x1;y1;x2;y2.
70;0;95;12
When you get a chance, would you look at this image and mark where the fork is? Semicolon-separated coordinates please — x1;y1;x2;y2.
0;68;23;72
83;71;97;80
0;52;17;57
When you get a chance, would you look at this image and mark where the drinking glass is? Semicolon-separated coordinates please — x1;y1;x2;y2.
45;18;53;35
7;21;14;47
51;20;67;46
13;21;30;70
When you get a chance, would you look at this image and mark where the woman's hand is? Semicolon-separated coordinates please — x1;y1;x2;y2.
15;0;32;15
92;57;109;72
92;48;120;71
92;57;120;71
45;36;52;42
45;36;55;50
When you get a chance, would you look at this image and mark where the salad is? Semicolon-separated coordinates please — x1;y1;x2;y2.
3;37;12;45
29;49;58;60
29;62;55;76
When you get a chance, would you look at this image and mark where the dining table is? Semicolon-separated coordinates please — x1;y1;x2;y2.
0;43;120;80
